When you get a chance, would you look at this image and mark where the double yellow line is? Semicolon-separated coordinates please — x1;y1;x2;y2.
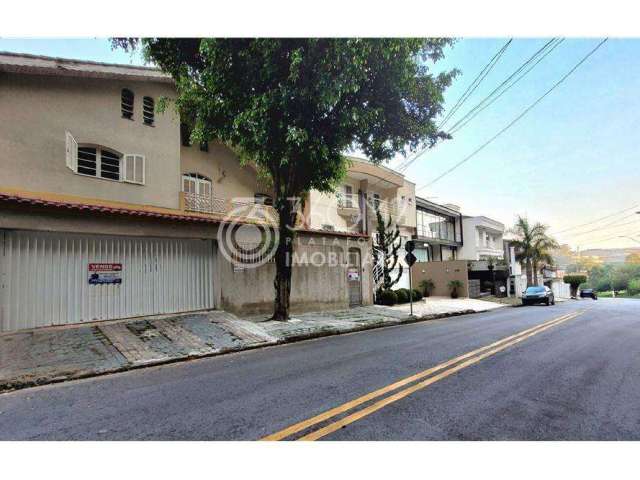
262;310;585;441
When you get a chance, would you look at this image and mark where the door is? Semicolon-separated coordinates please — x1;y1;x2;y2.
347;248;362;307
0;230;215;332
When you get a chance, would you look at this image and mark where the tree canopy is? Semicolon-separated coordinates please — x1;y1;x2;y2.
113;38;457;319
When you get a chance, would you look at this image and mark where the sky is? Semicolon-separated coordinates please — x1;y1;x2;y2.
1;37;638;250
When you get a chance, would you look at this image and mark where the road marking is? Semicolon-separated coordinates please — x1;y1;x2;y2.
262;310;585;441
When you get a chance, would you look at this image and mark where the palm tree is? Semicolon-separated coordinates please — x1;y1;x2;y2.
509;216;539;287
531;230;559;285
509;216;557;287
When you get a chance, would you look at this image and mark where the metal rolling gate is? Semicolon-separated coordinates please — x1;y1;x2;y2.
0;230;215;332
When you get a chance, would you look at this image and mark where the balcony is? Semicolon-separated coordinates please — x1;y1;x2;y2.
336;193;361;218
367;198;403;228
181;191;278;225
476;246;504;258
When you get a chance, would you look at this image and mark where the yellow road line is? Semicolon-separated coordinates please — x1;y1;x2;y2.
298;310;585;441
261;310;583;441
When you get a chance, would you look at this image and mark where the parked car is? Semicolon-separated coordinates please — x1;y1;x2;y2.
580;288;598;300
522;286;555;306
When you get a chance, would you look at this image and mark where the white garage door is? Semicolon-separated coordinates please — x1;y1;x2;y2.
0;230;215;332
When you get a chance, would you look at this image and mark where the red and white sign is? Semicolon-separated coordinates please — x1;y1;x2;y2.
88;263;122;285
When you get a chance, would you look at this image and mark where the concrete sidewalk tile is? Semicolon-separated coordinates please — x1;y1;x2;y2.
1;298;500;393
210;312;277;344
151;319;214;355
99;323;168;365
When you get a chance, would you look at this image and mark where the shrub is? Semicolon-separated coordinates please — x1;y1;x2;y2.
395;289;409;304
564;275;587;297
411;289;423;301
448;280;463;299
378;289;397;306
419;279;435;297
628;278;640;296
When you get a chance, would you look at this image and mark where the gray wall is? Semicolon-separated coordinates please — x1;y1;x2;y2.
219;233;373;315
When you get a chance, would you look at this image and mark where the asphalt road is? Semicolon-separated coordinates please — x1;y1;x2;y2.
1;298;639;440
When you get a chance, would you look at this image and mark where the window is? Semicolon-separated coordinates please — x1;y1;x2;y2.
121;89;134;119
344;185;353;208
77;146;121;180
182;173;212;197
65;132;144;184
254;193;273;206
143;96;154;125
123;155;145;184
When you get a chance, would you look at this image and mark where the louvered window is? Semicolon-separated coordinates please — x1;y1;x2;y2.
121;88;134;119
77;146;121;180
143;96;154;125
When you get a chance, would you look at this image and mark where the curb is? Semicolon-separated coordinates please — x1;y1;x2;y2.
0;308;492;394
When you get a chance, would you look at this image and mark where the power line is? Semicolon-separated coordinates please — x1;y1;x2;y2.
553;203;640;234
397;38;559;174
437;39;513;130
395;39;513;173
448;38;565;134
415;38;608;193
562;215;640;238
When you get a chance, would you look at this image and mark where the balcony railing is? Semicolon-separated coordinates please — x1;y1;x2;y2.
368;198;399;221
182;191;278;224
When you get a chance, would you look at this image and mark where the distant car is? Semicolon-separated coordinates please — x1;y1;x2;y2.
522;286;555;306
580;288;598;300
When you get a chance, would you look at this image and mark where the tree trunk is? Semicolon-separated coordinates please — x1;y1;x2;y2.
272;198;298;321
532;260;539;286
525;259;533;287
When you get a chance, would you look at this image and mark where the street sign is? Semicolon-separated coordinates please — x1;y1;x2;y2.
404;240;415;253
405;252;417;267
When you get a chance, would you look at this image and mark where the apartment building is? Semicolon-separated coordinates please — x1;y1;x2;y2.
0;52;372;332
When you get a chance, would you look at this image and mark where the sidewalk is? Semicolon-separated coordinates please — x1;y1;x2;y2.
0;297;503;393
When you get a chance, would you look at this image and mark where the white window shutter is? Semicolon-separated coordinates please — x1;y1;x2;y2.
65;131;78;172
123;154;145;185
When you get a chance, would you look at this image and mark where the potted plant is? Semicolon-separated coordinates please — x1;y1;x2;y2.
419;279;435;297
448;280;463;299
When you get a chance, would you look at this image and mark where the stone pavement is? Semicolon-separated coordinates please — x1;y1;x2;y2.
0;297;502;393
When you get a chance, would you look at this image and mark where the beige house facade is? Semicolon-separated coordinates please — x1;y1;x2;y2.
0;52;373;332
305;156;417;290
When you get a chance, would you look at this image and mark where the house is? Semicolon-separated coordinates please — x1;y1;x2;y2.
458;215;505;261
0;52;373;332
503;238;526;297
305;156;416;290
412;197;463;262
459;215;507;296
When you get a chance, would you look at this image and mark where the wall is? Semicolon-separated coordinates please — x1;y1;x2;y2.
180;142;273;201
0;73;181;209
459;216;505;260
219;233;373;314
411;260;470;298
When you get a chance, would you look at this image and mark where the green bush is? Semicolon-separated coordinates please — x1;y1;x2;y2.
628;278;640;296
448;280;463;299
378;289;397;306
564;274;587;297
419;279;435;297
395;289;409;303
411;289;423;301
